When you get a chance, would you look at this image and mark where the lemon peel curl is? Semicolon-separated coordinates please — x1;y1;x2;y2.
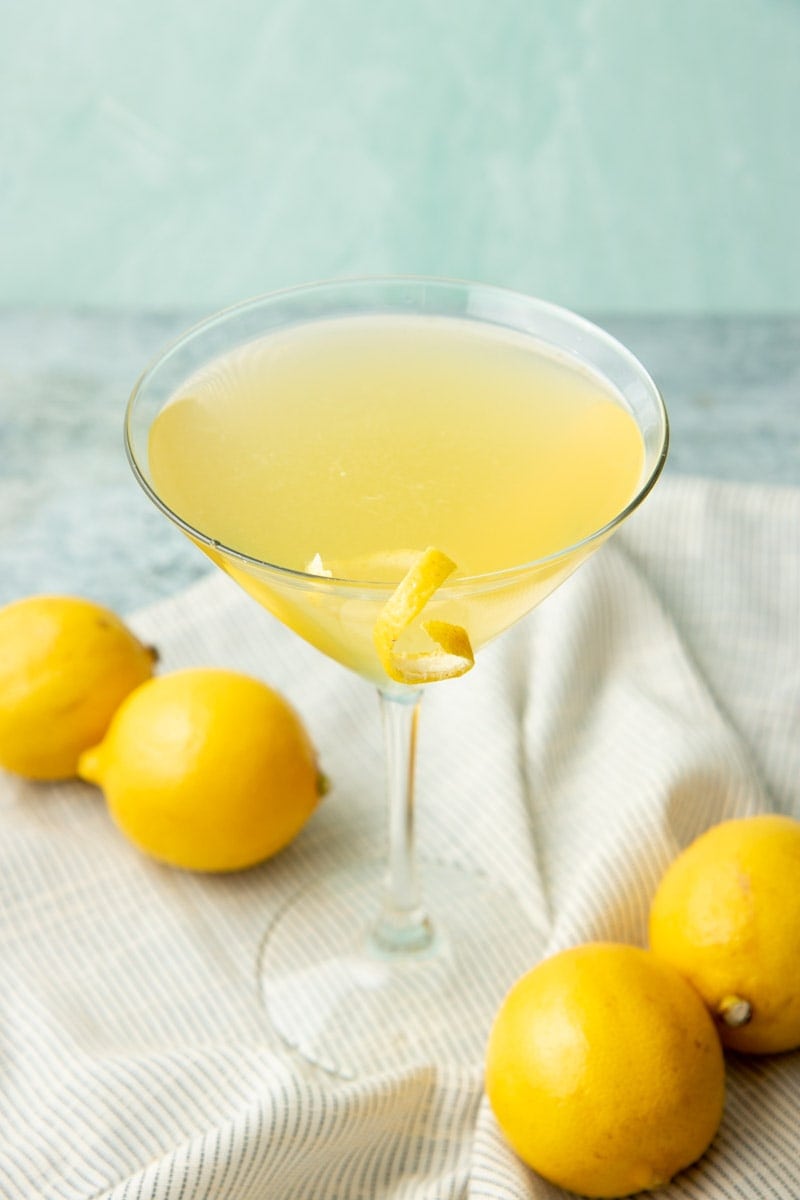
373;547;474;685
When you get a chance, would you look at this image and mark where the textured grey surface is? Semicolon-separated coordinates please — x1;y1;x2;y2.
1;311;798;614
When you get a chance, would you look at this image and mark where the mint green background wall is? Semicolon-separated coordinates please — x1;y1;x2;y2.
2;0;798;315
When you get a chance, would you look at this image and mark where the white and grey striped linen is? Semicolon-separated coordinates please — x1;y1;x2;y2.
1;475;798;1199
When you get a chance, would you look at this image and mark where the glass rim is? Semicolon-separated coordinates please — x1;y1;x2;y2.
124;274;670;592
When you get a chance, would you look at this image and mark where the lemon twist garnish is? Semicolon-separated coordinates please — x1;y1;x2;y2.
373;547;474;684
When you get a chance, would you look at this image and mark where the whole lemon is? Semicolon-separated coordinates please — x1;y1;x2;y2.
649;813;800;1054
0;594;156;780
78;667;325;872
485;942;725;1199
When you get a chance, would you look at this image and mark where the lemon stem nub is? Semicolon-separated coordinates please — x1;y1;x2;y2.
717;994;753;1028
77;745;102;786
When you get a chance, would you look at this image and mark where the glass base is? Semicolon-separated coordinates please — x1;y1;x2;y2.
258;860;546;1079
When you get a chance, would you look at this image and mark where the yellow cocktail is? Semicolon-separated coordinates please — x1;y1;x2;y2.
148;313;644;685
126;279;668;1076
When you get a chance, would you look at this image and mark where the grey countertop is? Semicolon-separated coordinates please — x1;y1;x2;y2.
1;311;798;615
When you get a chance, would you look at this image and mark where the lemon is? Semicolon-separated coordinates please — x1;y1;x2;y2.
372;546;474;684
485;942;725;1198
0;594;156;780
649;813;800;1054
78;667;324;872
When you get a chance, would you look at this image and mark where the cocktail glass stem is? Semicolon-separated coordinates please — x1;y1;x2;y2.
370;688;435;956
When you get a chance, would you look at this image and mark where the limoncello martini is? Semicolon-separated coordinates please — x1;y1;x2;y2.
128;279;667;1078
148;314;645;686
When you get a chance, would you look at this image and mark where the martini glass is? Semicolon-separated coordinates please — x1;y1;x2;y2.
125;278;668;1078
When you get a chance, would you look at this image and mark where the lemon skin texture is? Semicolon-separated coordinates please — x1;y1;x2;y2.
79;667;323;872
0;594;156;780
485;942;725;1198
649;813;800;1054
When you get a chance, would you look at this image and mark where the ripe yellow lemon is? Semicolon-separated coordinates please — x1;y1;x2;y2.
78;667;325;872
485;943;725;1198
649;813;800;1054
0;594;156;780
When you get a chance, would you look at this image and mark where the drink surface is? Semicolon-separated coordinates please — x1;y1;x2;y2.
148;315;644;683
148;314;644;582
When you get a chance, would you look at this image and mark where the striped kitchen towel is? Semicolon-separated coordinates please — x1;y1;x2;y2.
0;474;798;1199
